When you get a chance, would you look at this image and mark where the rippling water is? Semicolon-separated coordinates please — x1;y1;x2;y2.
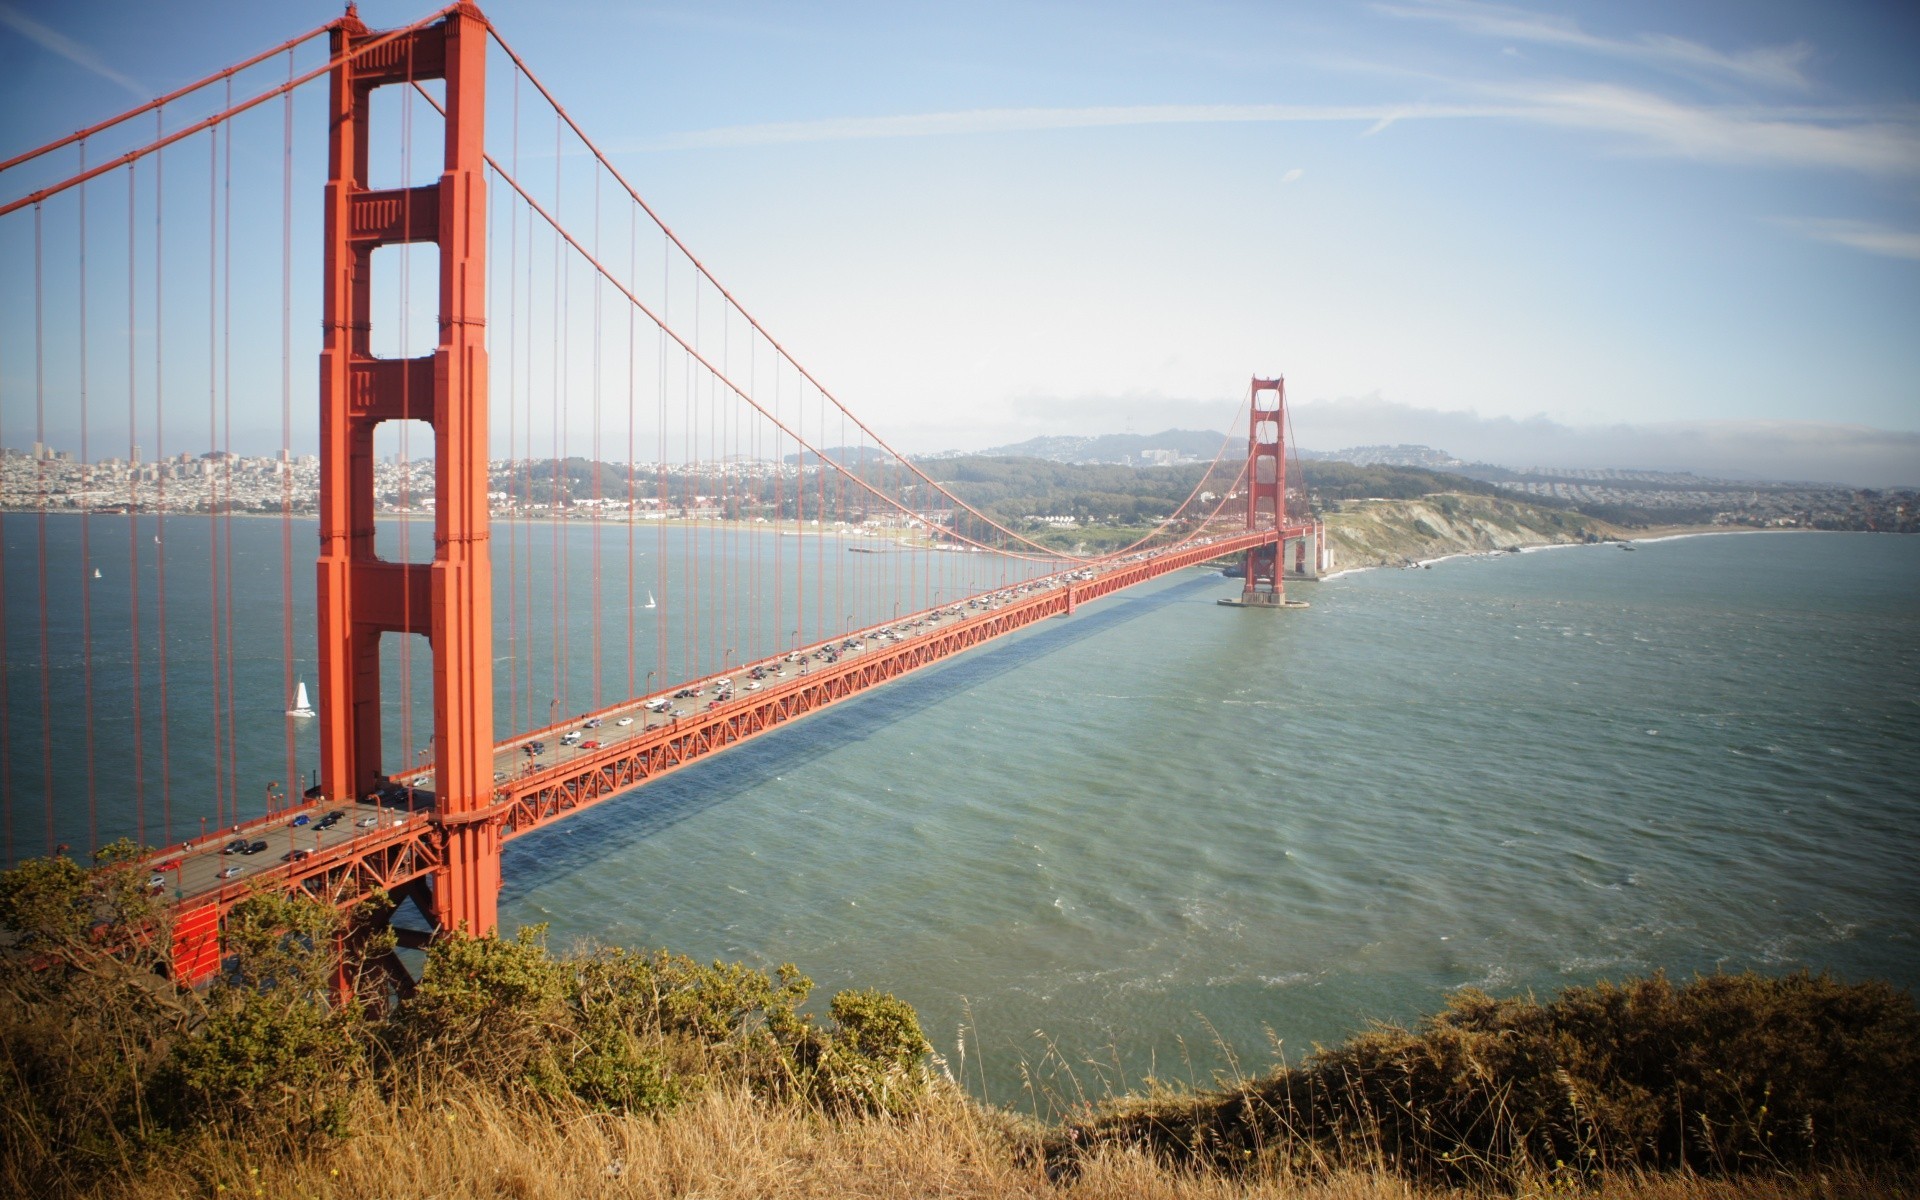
501;531;1920;1103
8;519;1917;1106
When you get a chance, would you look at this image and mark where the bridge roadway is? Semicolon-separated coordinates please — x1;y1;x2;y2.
151;530;1280;943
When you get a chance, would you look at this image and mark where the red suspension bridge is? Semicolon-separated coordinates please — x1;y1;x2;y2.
0;3;1319;983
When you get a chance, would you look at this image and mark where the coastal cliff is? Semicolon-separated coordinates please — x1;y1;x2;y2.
1320;492;1621;571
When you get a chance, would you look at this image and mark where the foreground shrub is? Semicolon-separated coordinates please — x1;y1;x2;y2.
800;988;934;1114
1060;970;1920;1183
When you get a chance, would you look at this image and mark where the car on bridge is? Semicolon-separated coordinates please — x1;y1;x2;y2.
282;848;312;863
355;815;380;829
221;839;250;855
217;865;244;879
238;840;268;855
579;740;601;750
316;811;343;830
292;813;310;827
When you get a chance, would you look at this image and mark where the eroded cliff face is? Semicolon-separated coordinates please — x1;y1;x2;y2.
1321;493;1620;570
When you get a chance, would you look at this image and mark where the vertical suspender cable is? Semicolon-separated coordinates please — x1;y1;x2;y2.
745;325;755;665
281;56;297;803
502;182;516;731
626;204;637;703
683;290;694;682
126;165;144;848
591;173;602;712
833;405;840;637
153;117;173;846
772;359;782;655
505;76;520;733
522;166;536;734
549;112;562;725
220;89;240;822
655;235;667;689
33;205;55;855
78;149;98;852
207;131;227;829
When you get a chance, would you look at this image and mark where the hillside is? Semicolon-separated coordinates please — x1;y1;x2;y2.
1321;492;1620;570
3;857;1913;1200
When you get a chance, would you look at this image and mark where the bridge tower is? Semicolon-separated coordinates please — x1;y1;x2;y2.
1240;377;1289;606
317;4;498;935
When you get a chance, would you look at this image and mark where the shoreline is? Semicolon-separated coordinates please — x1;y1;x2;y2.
1322;524;1832;580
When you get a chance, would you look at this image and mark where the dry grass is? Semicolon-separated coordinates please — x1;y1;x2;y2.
4;868;1912;1200
94;1081;1909;1200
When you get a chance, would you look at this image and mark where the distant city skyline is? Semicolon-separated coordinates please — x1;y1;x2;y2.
3;0;1916;485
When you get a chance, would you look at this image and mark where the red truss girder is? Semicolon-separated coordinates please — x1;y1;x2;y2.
163;819;444;984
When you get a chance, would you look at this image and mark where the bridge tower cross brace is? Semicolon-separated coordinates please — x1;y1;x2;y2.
317;4;499;935
1241;377;1288;605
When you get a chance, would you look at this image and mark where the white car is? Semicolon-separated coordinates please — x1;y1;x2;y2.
616;716;635;726
356;815;379;828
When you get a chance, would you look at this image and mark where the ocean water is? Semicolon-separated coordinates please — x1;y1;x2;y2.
6;520;1917;1107
500;531;1920;1105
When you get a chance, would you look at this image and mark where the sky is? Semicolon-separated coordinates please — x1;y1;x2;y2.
2;0;1918;483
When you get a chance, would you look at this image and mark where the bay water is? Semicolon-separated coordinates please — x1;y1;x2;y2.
6;518;1917;1107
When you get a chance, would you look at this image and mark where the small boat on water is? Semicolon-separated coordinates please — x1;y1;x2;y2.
644;590;656;609
93;568;101;579
286;679;315;718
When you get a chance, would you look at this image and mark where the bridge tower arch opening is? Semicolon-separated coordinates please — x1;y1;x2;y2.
317;4;498;937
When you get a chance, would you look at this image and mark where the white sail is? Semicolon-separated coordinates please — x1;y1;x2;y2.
645;590;656;609
287;679;315;717
92;568;101;578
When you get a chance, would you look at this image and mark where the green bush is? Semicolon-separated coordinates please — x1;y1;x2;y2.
806;988;933;1114
1059;971;1920;1184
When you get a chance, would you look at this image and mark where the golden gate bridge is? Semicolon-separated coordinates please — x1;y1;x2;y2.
0;3;1318;984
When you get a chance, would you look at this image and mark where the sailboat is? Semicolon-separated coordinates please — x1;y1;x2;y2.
286;679;315;718
644;590;656;610
92;568;101;579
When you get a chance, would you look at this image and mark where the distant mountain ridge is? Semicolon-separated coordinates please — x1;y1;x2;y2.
950;429;1234;465
948;433;1479;471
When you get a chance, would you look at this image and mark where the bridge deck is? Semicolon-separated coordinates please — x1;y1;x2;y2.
149;529;1288;934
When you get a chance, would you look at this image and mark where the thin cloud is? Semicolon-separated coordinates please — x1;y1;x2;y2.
0;3;146;99
1497;81;1920;175
1775;217;1920;262
637;102;1496;150
644;92;1920;178
1373;0;1814;91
